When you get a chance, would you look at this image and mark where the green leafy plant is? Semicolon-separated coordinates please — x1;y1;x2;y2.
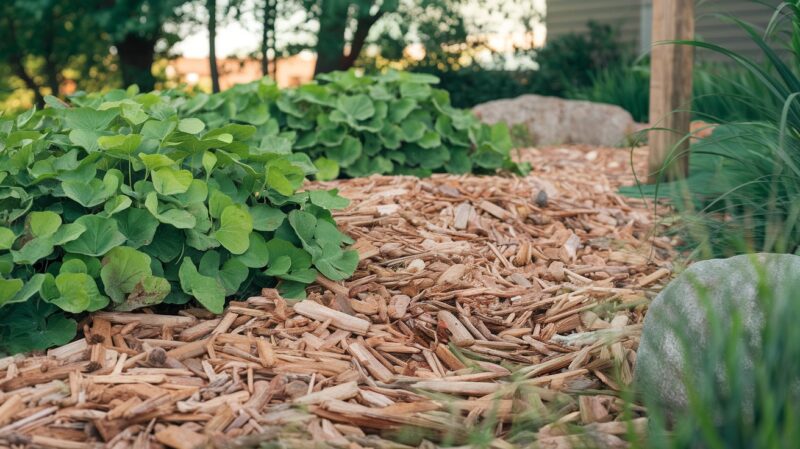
0;84;357;354
180;70;529;179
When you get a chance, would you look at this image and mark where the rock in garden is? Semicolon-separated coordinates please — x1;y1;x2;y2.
473;94;636;146
635;253;800;413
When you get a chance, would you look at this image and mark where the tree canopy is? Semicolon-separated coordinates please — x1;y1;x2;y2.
0;0;537;108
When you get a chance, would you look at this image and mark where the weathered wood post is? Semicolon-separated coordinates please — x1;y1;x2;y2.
648;0;695;183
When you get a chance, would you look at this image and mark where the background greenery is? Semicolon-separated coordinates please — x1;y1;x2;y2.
624;1;800;260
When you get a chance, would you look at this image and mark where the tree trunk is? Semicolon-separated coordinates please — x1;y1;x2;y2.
2;11;45;106
268;0;277;79
260;0;269;76
42;2;61;97
116;34;157;91
338;10;384;71
313;0;348;76
260;0;277;78
208;0;220;93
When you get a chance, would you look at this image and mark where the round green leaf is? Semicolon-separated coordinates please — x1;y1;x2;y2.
314;157;340;181
325;136;362;167
214;205;253;255
0;227;17;250
250;205;286;232
0;278;24;308
115;275;170;311
236;233;269;268
100;246;153;303
152;167;193;195
178;118;206;134
178;257;225;314
29;211;62;238
62;215;127;257
50;272;109;313
336;94;375;121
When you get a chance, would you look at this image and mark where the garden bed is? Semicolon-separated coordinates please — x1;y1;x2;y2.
0;145;675;449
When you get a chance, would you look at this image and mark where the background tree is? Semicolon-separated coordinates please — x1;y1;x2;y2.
95;0;189;91
208;0;221;92
0;0;110;106
260;0;277;77
311;0;399;75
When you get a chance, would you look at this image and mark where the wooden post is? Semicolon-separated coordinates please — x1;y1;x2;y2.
648;0;694;183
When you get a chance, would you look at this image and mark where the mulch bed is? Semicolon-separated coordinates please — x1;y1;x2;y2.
0;145;675;449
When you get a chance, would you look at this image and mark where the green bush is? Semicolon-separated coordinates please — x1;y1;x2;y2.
0;86;357;355
534;21;632;97
181;70;528;179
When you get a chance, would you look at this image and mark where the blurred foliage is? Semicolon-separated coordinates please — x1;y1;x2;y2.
623;0;800;259
534;21;632;97
406;21;630;109
411;67;535;109
567;62;786;124
0;0;537;111
567;65;651;122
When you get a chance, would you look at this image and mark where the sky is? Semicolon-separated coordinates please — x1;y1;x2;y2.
174;0;547;59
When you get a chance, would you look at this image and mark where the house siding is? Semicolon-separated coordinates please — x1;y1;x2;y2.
545;0;782;61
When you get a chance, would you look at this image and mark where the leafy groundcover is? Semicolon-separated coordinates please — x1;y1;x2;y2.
0;70;525;355
0;90;357;354
170;70;529;179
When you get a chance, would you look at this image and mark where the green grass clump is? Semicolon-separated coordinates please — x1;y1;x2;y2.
625;0;800;258
0;86;357;355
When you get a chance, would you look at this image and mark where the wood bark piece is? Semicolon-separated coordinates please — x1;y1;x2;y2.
0;394;22;425
293;300;371;335
154;425;208;449
437;311;475;347
294;381;360;405
93;312;195;327
346;342;394;383
411;381;503;396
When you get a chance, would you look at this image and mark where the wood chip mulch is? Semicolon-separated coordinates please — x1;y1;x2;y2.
0;145;675;449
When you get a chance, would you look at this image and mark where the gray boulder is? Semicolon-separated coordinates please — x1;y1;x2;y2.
472;94;637;146
635;253;800;413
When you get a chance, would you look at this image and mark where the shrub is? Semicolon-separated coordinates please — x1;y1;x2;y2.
176;70;528;180
0;86;357;354
534;21;632;97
